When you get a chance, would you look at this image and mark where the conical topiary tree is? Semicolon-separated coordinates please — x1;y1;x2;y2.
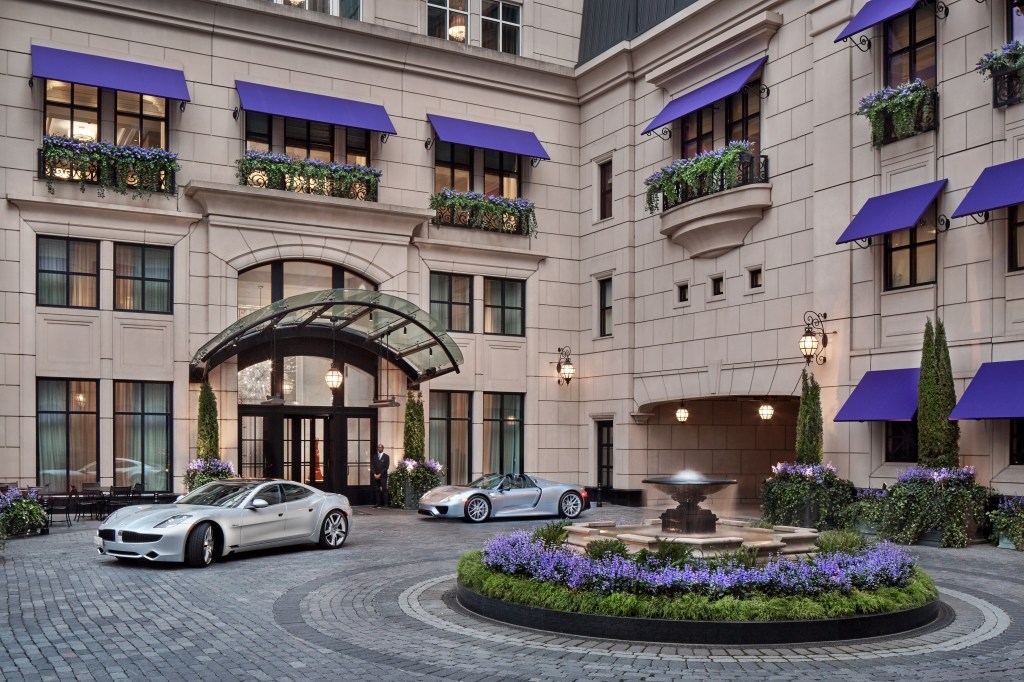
795;369;823;464
917;318;943;467
933;318;960;468
196;381;220;462
403;390;424;462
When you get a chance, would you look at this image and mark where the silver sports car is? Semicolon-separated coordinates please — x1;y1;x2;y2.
418;473;590;522
96;479;351;567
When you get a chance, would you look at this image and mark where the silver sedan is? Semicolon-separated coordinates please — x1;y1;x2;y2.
96;479;351;567
418;473;590;522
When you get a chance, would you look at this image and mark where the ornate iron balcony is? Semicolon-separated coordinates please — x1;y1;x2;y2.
993;65;1024;109
663;154;769;211
880;90;939;145
433;204;531;235
37;148;177;196
240;169;378;202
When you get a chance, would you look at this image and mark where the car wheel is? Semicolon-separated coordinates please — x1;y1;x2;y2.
559;492;584;519
464;496;491;523
318;510;348;549
185;522;215;568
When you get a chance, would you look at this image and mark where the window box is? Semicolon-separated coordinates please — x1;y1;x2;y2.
644;143;768;213
978;42;1024;108
430;189;537;237
236;150;380;201
857;80;938;148
39;135;178;198
993;65;1024;108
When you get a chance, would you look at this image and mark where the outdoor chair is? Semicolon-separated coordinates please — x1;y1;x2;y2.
76;483;104;520
44;492;73;528
108;486;131;512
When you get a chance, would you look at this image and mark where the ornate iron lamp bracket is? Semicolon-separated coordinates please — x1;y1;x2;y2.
801;311;833;366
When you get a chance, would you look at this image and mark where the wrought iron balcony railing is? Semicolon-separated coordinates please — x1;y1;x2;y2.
993;65;1024;108
38;148;176;195
433;204;531;235
662;154;769;211
880;90;939;145
240;168;378;202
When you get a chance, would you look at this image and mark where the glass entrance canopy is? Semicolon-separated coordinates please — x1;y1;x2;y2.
191;289;464;384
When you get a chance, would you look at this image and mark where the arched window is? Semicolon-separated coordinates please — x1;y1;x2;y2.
237;260;376;319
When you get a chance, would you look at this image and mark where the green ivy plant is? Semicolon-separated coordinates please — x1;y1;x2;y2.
643;140;755;213
856;79;937;147
976;41;1024;80
877;466;989;548
403;391;425;462
429;188;538;237
41;135;180;198
387;459;444;509
988;495;1024;550
236;150;382;200
760;463;855;530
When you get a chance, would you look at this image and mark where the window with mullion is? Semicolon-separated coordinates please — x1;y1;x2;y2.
114;243;173;313
245;111;272;152
483;150;520;198
345;127;371;165
681;105;714;159
483;277;525;336
115;91;168;149
114;381;172;491
482;1;521;55
37;378;99;493
885;221;936;290
427;0;469;43
429;272;473;332
885;419;919;463
596;420;613;489
1012;418;1024;465
598;161;612;219
598;278;612;337
429;390;472;484
1011;205;1024;272
44;80;99;143
884;6;936;87
37;236;99;309
434;141;474;192
483;392;524;474
726;83;761;154
285;117;334;161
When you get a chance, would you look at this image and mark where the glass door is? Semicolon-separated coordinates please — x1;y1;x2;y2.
283;416;330;487
347;417;371;486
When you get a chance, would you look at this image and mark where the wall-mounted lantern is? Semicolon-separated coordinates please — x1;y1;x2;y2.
800;311;832;365
556;347;575;385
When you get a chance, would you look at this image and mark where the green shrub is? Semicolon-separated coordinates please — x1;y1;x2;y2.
989;495;1024;550
403;391;424;462
842;490;887;530
760;463;856;530
0;498;48;536
816;529;867;555
795;369;823;465
196;382;219;462
585;539;630;560
531;520;571;548
456;551;938;621
703;545;759;570
750;518;775;529
653;538;694;567
877;467;988;547
387;459;443;508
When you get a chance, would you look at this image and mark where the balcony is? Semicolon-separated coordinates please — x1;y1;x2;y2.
429;190;536;237
236;151;380;202
993;65;1024;108
38;137;178;198
662;154;769;211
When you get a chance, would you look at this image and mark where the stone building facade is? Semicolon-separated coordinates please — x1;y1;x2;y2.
1;0;1022;505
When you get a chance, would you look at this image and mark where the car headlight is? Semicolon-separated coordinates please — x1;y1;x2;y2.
154;514;193;528
438;496;457;504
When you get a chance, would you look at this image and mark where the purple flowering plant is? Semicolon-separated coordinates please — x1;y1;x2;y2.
988;495;1024;550
643;140;755;213
236;149;382;200
976;41;1024;80
761;461;855;530
387;458;444;508
878;465;989;548
0;487;48;539
770;462;837;485
429;187;538;237
41;135;180;198
183;458;236;492
855;79;937;147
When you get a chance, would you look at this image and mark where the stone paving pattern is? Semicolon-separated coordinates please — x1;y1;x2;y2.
1;505;1023;681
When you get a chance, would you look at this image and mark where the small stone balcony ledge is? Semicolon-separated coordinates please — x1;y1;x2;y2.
658;182;772;258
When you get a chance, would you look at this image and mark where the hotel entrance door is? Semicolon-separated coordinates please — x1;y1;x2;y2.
283;416;330;487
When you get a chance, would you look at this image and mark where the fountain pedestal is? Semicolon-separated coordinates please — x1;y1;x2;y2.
642;476;737;535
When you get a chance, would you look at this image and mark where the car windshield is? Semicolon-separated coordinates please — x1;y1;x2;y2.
467;474;506;489
177;482;258;508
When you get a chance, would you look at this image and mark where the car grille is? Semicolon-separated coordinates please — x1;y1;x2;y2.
120;531;162;543
98;529;115;541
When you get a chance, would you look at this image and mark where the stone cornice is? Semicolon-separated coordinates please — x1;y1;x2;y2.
6;195;202;237
413;225;549;273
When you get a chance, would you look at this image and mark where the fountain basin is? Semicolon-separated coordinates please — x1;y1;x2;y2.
642;475;737;534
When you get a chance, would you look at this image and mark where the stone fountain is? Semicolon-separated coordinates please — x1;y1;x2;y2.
642;474;737;534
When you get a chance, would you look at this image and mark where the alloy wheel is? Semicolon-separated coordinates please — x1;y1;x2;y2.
561;493;582;518
201;525;214;565
466;497;489;522
324;511;347;548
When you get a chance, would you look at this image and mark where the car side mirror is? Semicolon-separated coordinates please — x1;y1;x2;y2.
498;482;511;492
174;495;183;503
250;498;269;510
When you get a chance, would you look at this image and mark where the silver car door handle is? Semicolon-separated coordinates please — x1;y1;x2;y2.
278;513;284;517
308;508;314;512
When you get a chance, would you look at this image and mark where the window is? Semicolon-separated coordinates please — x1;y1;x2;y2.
598;278;613;337
483;277;525;335
598;161;612;219
253;484;283;506
884;6;936;87
245;112;272;152
427;0;468;43
483;393;523;474
237;261;376;319
1010;1;1024;41
37;237;99;309
430;391;472;484
285;117;333;161
434;141;474;193
266;0;360;18
885;420;918;463
596;420;613;489
116;91;168;149
677;283;689;303
114;244;172;313
749;267;763;289
726;83;761;154
484;151;520;198
346;127;371;165
45;80;99;142
37;379;98;493
711;275;725;297
1012;418;1024;466
114;382;172;491
1011;205;1024;272
482;1;521;55
430;273;473;332
282;482;313;502
681;105;714;159
885;223;936;290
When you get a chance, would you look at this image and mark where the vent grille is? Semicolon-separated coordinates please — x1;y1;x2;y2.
98;529;115;541
120;531;162;544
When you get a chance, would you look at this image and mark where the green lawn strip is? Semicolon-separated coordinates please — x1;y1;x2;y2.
456;551;937;622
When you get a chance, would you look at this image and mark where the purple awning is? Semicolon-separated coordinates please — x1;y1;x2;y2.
949;360;1024;419
642;57;767;135
236;81;397;135
836;180;946;244
834;368;920;422
426;114;549;159
950;158;1024;218
31;45;190;101
835;0;918;43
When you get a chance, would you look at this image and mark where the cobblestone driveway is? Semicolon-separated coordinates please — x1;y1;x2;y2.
2;505;1023;681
